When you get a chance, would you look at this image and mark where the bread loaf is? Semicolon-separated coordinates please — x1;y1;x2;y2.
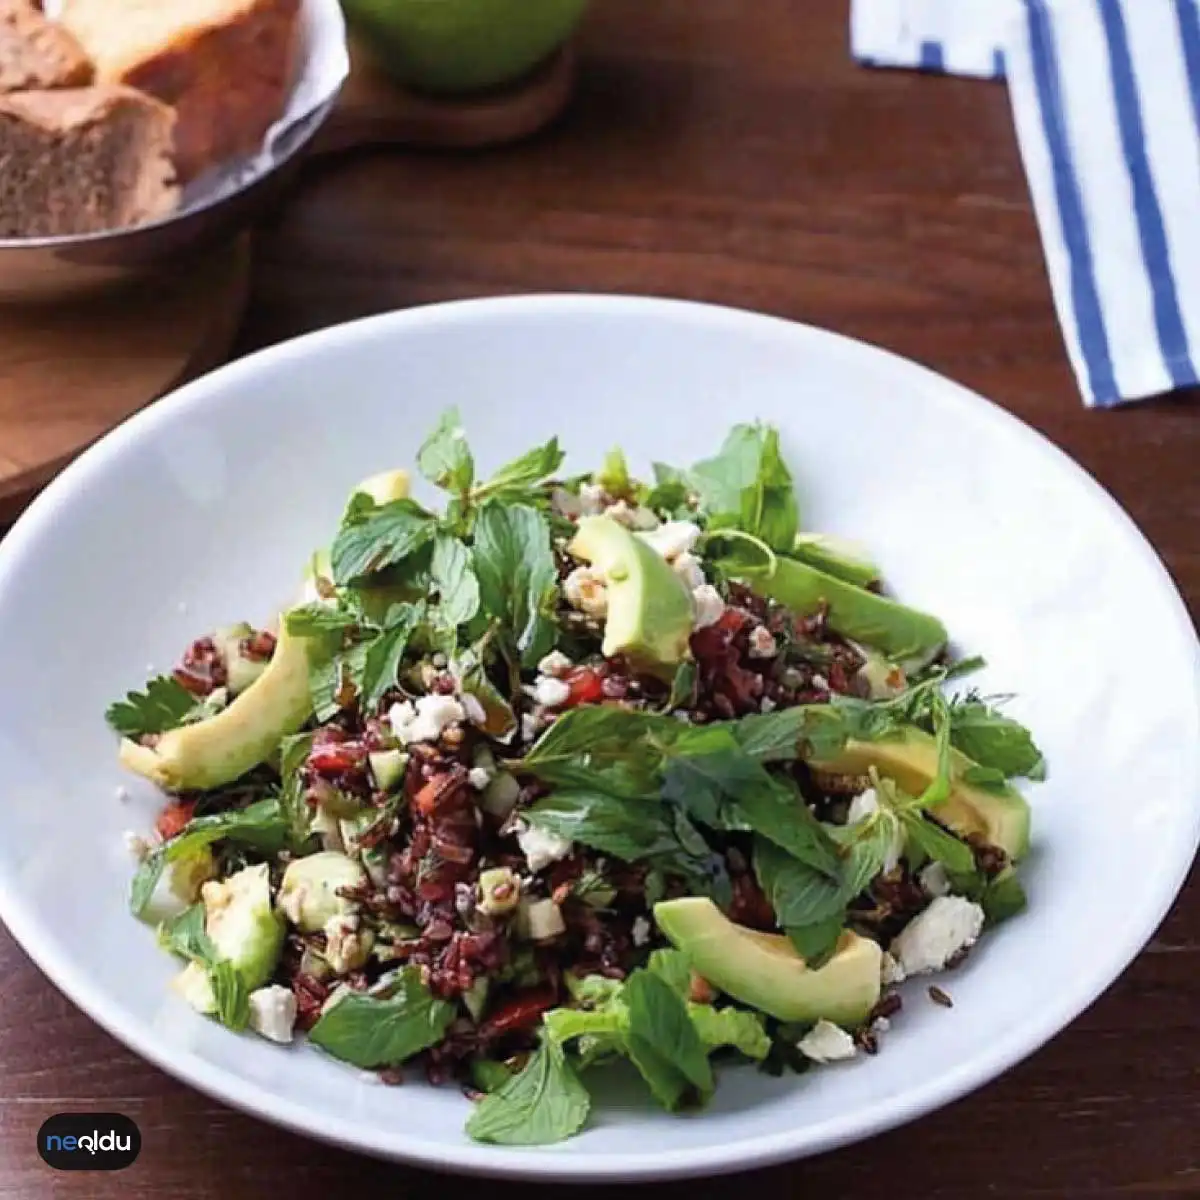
60;0;301;181
0;84;179;237
0;0;92;92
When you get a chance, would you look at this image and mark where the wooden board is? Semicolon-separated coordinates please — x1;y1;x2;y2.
0;237;251;526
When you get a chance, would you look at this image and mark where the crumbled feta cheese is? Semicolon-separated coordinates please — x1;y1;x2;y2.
248;985;297;1044
517;822;573;873
812;673;830;691
798;1020;857;1064
563;566;609;618
389;695;465;744
459;693;487;727
631;916;652;947
520;712;541;743
123;831;151;861
748;626;778;659
880;951;907;986
518;897;566;941
760;696;777;713
692;584;725;629
891;896;985;976
532;675;571;709
857;654;907;700
638;520;702;562
323;913;373;975
918;861;952;898
579;482;607;515
871;1016;892;1035
431;652;448;669
468;767;492;790
847;788;879;824
537;650;574;678
672;551;706;590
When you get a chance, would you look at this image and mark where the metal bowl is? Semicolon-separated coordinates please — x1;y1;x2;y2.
0;96;337;305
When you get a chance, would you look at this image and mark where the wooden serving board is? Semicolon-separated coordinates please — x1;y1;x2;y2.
0;41;577;527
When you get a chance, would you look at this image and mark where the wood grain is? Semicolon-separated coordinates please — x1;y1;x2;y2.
0;237;251;526
2;0;1198;1195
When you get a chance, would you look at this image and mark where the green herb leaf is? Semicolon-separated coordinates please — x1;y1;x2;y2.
476;437;565;503
469;1058;516;1094
331;499;438;585
784;916;844;967
623;970;714;1111
429;535;480;629
690;423;798;551
472;501;558;670
278;733;317;852
647;949;693;998
524;790;682;862
417;407;475;497
902;812;977;875
465;1041;591;1146
360;602;425;707
157;903;214;962
949;700;1046;781
732;704;852;763
129;798;289;918
981;867;1028;925
105;675;203;738
686;1003;770;1061
284;604;360;637
753;837;847;930
593;447;632;497
642;462;693;516
209;960;251;1031
309;967;455;1069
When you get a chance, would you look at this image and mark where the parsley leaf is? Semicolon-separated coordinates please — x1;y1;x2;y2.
105;675;202;738
331;498;438;585
417;408;475;498
690;423;798;551
309;966;456;1069
472;501;558;671
466;1040;591;1146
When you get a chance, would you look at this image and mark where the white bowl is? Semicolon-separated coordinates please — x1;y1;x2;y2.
0;296;1195;1180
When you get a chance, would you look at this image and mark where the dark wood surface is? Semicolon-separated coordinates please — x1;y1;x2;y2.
2;0;1197;1195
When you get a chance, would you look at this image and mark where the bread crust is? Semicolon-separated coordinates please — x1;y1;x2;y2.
60;0;301;180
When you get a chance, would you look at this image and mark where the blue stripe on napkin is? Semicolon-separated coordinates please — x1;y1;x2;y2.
852;0;1200;406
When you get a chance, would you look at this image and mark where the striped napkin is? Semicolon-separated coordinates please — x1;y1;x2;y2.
851;0;1200;408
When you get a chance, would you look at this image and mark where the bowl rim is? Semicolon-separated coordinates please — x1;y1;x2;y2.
0;294;1196;1181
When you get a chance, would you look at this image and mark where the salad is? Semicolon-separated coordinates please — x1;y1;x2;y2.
109;413;1045;1146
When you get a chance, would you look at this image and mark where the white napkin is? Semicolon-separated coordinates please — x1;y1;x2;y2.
852;0;1200;408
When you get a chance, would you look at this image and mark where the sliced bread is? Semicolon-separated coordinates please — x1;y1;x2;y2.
0;0;93;92
0;84;179;238
59;0;300;181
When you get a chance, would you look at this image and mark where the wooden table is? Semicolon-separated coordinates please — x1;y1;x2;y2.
2;0;1197;1195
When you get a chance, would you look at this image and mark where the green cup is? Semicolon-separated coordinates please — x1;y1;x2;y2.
340;0;589;95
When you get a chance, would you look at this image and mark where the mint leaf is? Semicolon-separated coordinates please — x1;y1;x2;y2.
902;812;976;875
686;1003;770;1061
647;948;692;997
105;675;202;738
309;967;455;1069
465;1041;591;1146
157;903;214;962
524;790;682;862
209;960;251;1031
691;423;798;551
593;447;632;497
623;970;714;1111
279;733;316;851
157;905;250;1032
733;705;852;763
785;916;844;967
130;798;289;918
360;602;425;707
753;837;847;930
472;501;558;670
949;700;1046;781
284;604;360;637
429;535;480;629
331;499;438;585
417;408;475;497
642;461;692;515
981;867;1028;925
476;437;565;503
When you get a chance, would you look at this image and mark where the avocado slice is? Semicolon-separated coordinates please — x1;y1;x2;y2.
733;556;946;670
173;863;285;1014
810;726;1031;860
119;621;315;792
568;515;695;671
654;897;882;1027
